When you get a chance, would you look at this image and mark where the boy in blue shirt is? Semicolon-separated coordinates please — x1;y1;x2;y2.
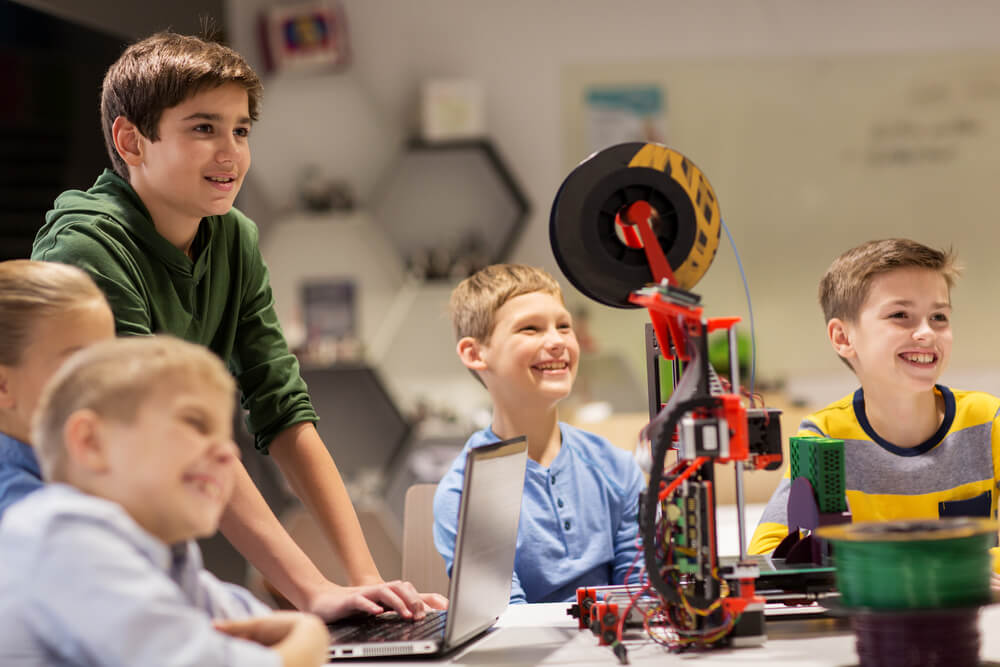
433;264;644;604
0;336;331;666
0;260;115;518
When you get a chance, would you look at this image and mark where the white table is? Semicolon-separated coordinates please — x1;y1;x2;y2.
328;601;1000;665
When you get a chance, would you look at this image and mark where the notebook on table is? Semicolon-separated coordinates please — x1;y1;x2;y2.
326;435;528;660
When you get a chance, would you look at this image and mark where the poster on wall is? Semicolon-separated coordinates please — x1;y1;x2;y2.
584;84;667;156
260;0;350;73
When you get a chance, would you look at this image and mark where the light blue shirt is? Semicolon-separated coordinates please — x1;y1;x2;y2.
433;422;644;604
0;484;281;666
0;431;43;519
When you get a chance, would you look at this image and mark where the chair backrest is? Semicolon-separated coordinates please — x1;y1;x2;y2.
402;483;450;597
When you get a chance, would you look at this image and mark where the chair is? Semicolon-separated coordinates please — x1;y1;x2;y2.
401;483;450;597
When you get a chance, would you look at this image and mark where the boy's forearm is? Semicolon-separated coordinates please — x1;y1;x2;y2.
218;464;330;610
269;422;382;585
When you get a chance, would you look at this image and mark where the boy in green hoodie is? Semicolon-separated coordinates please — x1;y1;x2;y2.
32;31;445;619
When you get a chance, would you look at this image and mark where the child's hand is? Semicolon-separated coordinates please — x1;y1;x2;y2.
215;611;328;667
418;592;449;611
214;611;327;646
306;580;448;622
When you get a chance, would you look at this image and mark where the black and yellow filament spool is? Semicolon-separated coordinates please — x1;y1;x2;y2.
549;142;722;307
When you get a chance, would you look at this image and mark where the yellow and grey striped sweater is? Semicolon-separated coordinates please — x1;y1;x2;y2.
749;385;1000;557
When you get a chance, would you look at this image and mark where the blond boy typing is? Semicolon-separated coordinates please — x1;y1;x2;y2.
433;264;644;603
750;239;1000;554
0;336;336;666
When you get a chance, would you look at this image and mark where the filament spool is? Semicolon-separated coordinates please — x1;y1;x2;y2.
817;518;995;610
549;142;722;307
817;518;996;667
852;607;980;667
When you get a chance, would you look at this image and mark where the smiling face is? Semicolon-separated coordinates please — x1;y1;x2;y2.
0;299;115;442
128;82;252;235
98;378;239;544
830;267;952;396
471;291;580;409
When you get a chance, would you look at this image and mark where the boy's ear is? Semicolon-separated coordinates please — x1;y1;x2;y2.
0;366;15;409
111;116;145;168
63;410;111;474
456;337;488;371
827;318;856;362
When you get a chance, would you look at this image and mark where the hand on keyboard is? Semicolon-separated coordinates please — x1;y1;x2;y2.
419;592;449;611
307;580;445;622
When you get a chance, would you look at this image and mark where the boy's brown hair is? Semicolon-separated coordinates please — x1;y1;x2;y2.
450;264;564;343
101;31;263;180
32;335;236;483
819;238;960;325
0;260;108;367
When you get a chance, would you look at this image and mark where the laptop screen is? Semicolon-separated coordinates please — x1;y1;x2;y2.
445;436;528;647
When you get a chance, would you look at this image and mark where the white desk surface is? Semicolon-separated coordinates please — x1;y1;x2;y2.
329;601;1000;666
328;502;992;665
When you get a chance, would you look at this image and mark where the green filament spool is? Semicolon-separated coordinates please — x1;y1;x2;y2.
817;518;995;610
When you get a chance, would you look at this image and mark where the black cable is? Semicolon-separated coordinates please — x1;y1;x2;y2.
641;395;722;610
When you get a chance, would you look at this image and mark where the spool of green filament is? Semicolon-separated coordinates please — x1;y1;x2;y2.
817;518;995;610
818;518;996;667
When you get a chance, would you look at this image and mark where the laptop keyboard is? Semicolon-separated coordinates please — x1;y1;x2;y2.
328;610;448;644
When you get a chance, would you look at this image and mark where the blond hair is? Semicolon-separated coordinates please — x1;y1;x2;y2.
32;336;236;482
819;238;960;324
101;31;263;180
449;264;564;342
0;260;108;366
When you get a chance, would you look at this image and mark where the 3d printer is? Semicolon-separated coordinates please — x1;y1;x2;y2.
549;142;836;659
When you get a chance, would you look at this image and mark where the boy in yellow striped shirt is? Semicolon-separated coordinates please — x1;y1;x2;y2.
750;238;1000;556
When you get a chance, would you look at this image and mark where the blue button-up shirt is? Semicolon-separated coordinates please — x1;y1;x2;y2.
433;422;644;604
0;431;43;520
0;484;280;666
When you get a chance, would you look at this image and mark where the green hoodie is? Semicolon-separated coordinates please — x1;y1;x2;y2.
33;169;317;451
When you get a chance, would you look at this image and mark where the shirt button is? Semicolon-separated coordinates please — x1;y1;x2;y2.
564;520;571;531
551;475;557;484
557;498;564;508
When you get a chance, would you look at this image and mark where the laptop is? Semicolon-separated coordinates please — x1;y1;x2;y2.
326;436;529;660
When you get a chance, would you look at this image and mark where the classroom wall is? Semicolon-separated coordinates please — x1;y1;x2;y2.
225;0;1000;416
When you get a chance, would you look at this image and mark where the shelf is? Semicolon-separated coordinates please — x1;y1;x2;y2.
371;139;530;280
